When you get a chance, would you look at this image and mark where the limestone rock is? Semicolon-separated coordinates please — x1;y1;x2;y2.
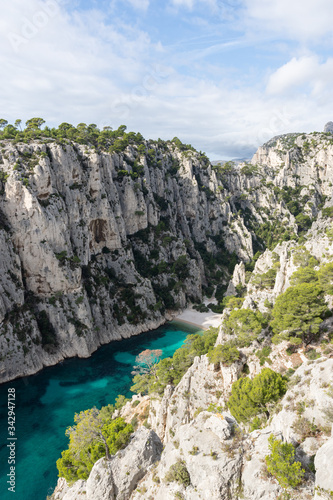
270;358;333;444
315;434;333;497
0;138;251;383
241;431;282;499
53;427;163;500
131;411;242;500
324;121;333;133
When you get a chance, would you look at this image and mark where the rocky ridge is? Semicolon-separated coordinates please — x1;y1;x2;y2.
2;129;333;382
50;128;333;500
0;137;253;382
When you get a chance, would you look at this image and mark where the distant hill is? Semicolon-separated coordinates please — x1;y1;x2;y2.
211;157;250;166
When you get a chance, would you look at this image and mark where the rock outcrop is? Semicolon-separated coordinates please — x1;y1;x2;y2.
324;122;333;134
314;434;333;498
48;128;333;500
53;427;163;500
0;138;253;383
2;130;333;382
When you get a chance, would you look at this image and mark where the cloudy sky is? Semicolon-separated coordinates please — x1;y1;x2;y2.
1;0;333;159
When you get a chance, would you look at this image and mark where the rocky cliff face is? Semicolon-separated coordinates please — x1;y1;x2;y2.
1;130;333;382
52;354;332;500
0;138;252;382
49;128;333;499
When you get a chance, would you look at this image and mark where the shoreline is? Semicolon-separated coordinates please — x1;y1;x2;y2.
0;307;223;385
171;318;207;330
173;305;223;331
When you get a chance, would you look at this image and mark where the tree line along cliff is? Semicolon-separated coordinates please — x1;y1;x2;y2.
0;120;333;383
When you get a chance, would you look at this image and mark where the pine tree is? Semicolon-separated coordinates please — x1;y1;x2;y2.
265;435;305;488
271;282;327;345
228;368;287;423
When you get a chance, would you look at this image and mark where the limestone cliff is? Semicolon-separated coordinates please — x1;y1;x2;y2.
2;130;333;382
49;128;333;500
0;137;253;382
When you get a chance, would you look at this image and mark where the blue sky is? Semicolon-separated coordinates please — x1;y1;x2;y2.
1;0;333;159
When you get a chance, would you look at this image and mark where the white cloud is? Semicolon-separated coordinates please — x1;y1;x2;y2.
0;0;333;160
244;0;333;41
0;1;159;122
125;0;150;10
170;0;217;11
171;0;195;8
267;56;333;96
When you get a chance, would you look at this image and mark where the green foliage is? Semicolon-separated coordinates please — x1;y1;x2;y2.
172;255;190;280
271;282;327;345
290;266;318;286
224;308;268;346
265;435;305;489
318;262;333;294
305;348;320;360
325;226;333;241
0;170;9;182
131;327;218;395
295;213;312;233
212;160;235;178
251;267;278;290
56;409;133;483
255;346;272;365
0;119;146;154
115;394;130;409
55;250;77;266
322;206;333;217
240;163;259;176
222;296;244;310
164;460;191;487
228;368;287;423
207;342;240;366
293;247;318;268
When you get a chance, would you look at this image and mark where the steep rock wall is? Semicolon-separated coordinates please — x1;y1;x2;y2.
0;139;252;383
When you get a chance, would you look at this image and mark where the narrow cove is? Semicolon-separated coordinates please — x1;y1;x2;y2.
0;321;202;500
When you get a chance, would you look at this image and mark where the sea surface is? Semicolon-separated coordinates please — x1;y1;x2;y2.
0;321;201;500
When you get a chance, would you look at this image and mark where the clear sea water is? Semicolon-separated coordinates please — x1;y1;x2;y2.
0;321;201;500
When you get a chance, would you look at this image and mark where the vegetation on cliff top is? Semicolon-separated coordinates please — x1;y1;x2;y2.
0;117;210;162
131;327;218;395
227;368;287;425
56;407;133;482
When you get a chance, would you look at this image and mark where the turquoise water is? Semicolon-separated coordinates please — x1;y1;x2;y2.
0;321;201;500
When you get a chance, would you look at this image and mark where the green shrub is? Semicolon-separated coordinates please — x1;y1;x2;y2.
224;308;268;346
292;416;320;440
318;262;333;294
305;348;320;360
265;435;305;488
222;296;244;310
228;368;287;424
55;250;67;264
295;213;312;232
325;226;333;240
57;411;133;483
207;342;240;366
290;266;318;286
255;346;272;365
251;267;278;290
322;206;333;217
165;460;190;487
271;282;327;345
293;247;318;268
